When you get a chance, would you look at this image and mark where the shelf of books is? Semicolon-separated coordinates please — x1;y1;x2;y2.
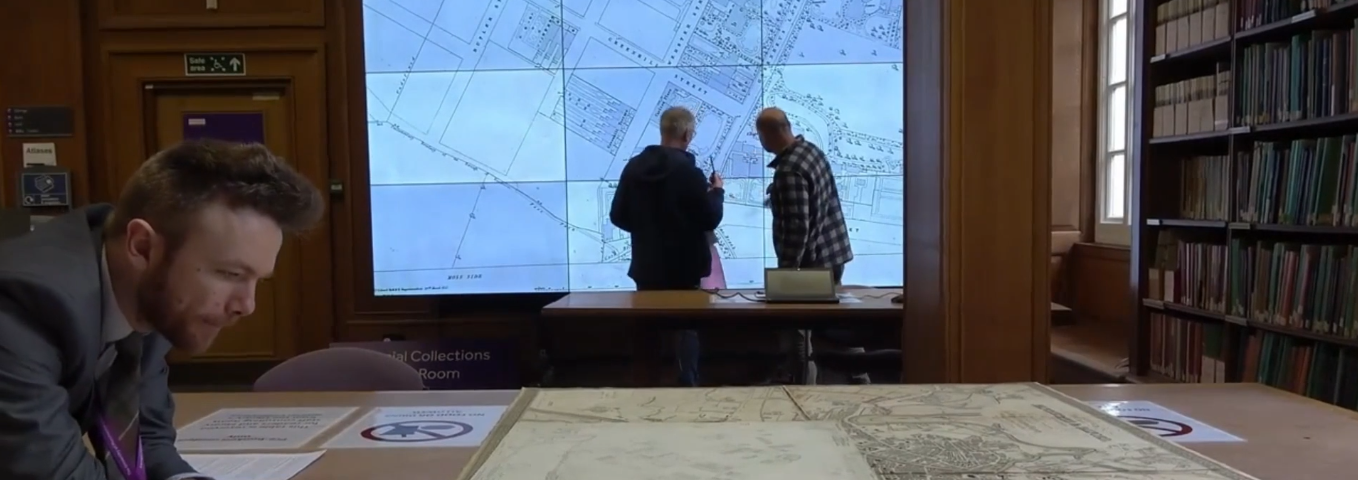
1132;0;1358;409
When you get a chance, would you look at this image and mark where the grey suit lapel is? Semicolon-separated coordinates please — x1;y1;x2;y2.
43;205;116;425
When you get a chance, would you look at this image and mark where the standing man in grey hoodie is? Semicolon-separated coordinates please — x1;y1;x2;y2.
609;106;724;386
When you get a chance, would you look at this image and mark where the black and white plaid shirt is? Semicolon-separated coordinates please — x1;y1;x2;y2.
767;136;854;269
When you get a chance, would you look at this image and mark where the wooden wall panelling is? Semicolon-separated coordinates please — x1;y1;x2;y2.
1050;0;1088;242
1051;242;1132;381
1048;0;1098;305
95;0;325;30
91;34;335;355
0;0;91;207
1077;0;1099;237
905;0;1053;383
1068;243;1133;330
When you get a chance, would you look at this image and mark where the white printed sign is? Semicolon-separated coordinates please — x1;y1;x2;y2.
21;143;56;166
1088;401;1243;443
322;405;507;449
176;407;357;451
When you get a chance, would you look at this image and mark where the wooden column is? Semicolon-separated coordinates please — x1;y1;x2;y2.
903;0;1054;382
0;0;90;206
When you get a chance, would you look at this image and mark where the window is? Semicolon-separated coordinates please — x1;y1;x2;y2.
1096;0;1133;245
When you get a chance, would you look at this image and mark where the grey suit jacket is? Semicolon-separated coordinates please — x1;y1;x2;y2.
0;204;194;480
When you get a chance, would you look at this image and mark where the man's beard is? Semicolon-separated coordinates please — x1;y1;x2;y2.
135;261;200;352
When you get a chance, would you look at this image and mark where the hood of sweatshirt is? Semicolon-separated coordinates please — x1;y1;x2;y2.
625;145;696;183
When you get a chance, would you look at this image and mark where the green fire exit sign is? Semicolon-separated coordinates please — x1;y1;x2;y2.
184;53;246;76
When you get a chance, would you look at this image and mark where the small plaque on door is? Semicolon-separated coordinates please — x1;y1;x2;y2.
183;112;265;144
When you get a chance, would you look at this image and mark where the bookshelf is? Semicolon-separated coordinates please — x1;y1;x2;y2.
1132;0;1358;407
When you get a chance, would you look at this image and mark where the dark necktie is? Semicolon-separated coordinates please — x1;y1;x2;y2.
94;333;145;480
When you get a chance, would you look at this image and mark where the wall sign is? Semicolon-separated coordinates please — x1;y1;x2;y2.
331;339;519;390
21;143;56;166
18;165;71;208
184;53;247;76
5;106;74;137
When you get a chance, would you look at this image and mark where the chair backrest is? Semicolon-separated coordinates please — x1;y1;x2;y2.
253;347;426;392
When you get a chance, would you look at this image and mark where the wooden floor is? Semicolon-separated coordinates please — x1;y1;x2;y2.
1050;323;1127;383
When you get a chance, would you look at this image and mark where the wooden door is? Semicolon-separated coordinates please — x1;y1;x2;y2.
150;87;300;363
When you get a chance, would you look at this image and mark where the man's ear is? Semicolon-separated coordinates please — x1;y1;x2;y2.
123;219;158;270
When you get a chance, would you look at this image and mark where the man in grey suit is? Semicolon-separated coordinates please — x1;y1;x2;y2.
0;139;325;480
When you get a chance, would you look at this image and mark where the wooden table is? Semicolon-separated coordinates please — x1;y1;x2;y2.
172;390;519;480
172;383;1358;479
541;288;901;320
1063;383;1358;480
540;289;902;385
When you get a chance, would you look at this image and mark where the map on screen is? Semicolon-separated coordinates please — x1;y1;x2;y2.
364;0;904;295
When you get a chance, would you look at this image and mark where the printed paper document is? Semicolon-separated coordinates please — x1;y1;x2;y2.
177;407;357;451
182;451;325;480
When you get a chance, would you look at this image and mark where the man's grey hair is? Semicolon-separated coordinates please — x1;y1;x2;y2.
659;106;696;138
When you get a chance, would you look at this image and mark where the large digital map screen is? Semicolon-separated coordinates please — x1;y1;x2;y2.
364;0;904;295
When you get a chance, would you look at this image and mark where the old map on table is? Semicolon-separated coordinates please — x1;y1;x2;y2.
517;386;804;423
462;384;1257;480
785;384;1256;479
467;421;875;480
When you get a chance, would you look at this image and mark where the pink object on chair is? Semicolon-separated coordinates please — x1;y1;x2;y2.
701;243;727;289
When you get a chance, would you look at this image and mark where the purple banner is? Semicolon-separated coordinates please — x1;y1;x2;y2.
330;339;518;390
182;112;265;144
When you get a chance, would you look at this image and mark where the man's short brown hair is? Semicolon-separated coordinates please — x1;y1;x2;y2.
107;139;325;245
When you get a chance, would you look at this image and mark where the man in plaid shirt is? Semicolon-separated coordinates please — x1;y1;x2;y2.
756;107;863;384
758;108;854;276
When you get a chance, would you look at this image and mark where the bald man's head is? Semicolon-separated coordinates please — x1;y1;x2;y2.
755;107;794;153
755;107;790;132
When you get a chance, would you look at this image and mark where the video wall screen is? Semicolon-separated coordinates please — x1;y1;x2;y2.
364;0;904;295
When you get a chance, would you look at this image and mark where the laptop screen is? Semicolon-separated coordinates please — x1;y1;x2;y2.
764;268;836;299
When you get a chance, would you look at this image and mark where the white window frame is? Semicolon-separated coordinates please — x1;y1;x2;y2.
1095;0;1133;246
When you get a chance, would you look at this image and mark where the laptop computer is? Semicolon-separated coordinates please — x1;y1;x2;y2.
757;268;840;304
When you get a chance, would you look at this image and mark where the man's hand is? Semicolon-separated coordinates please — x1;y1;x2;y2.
709;172;724;190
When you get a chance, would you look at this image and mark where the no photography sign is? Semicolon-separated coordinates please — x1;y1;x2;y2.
360;420;474;443
1087;401;1243;443
323;406;507;449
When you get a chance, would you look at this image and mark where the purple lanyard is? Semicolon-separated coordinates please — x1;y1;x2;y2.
94;413;146;480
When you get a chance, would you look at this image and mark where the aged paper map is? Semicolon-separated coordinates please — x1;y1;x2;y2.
517;386;804;423
467;421;875;480
785;384;1255;480
464;383;1257;480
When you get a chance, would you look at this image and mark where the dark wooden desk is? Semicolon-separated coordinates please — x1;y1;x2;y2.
541;288;901;320
541;289;902;385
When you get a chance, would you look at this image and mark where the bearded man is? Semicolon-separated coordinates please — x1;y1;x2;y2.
0;139;324;479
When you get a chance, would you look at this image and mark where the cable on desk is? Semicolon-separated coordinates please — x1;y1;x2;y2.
855;292;898;299
703;289;763;302
701;289;898;301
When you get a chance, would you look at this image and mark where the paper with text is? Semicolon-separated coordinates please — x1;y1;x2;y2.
177;407;357;451
182;451;325;480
